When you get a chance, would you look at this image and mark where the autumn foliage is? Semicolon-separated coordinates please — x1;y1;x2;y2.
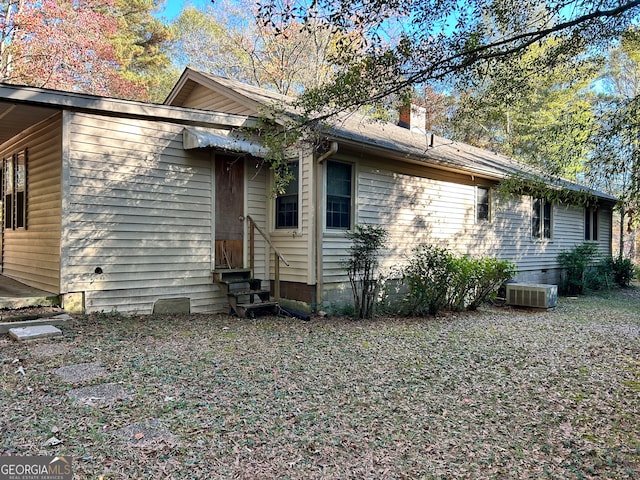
0;0;153;99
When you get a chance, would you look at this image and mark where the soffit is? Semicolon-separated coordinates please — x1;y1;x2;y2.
0;101;58;147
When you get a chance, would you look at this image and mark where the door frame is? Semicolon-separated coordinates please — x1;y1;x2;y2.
213;153;245;269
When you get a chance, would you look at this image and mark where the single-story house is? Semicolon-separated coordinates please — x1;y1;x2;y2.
0;67;616;313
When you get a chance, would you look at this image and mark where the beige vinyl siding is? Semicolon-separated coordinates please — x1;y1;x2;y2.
245;157;269;283
322;161;614;296
323;167;480;285
300;150;313;241
268;150;315;285
62;111;225;313
596;207;613;255
180;84;256;116
0;114;62;293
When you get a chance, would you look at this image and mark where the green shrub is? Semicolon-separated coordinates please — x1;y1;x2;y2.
402;245;455;315
601;256;636;288
584;264;612;291
465;257;519;310
557;242;601;294
557;244;636;293
402;245;516;316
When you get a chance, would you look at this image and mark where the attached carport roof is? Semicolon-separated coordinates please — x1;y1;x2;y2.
0;82;258;147
0;102;56;146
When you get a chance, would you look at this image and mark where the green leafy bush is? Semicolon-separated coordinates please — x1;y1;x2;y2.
557;242;601;294
402;245;516;316
402;245;454;316
601;255;636;288
465;257;519;310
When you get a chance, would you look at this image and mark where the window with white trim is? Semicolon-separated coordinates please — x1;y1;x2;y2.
584;206;598;241
476;186;490;222
532;198;552;239
3;149;27;230
275;161;299;229
326;160;352;229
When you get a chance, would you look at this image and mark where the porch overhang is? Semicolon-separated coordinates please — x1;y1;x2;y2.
183;126;268;157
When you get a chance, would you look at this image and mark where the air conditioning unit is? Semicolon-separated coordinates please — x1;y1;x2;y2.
506;283;558;309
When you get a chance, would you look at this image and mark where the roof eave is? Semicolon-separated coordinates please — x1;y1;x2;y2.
0;82;258;129
330;136;507;181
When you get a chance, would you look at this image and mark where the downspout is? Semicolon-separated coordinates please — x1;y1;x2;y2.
317;141;338;164
315;141;338;310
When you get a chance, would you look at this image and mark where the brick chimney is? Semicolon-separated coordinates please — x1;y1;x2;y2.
398;102;428;134
398;104;411;129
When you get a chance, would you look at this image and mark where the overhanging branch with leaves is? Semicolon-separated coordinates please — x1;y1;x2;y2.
496;172;609;208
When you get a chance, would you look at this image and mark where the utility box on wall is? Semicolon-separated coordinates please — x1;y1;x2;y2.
506;283;558;309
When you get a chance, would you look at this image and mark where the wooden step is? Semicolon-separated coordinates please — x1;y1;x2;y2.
214;269;276;317
227;288;276;318
229;301;280;318
216;276;263;295
233;301;279;318
227;289;271;300
213;268;252;284
228;290;271;309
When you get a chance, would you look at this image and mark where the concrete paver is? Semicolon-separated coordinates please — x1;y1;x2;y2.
9;325;62;341
54;362;107;384
67;383;130;406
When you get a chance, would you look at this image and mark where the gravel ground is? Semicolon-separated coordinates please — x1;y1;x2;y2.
1;288;638;479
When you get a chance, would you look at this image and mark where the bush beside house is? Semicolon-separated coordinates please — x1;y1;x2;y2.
557;242;636;294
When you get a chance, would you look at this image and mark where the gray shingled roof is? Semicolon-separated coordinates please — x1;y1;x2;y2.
185;70;618;202
328;114;617;201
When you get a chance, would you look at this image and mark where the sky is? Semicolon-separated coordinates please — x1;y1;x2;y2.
155;0;213;21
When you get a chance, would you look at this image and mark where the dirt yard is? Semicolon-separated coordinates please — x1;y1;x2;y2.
1;289;639;479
